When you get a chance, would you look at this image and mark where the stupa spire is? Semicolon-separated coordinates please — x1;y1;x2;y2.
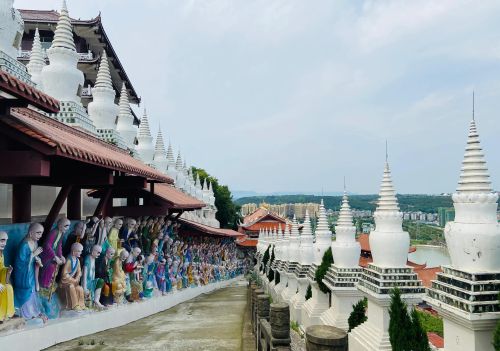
135;109;154;164
153;126;168;171
456;119;492;194
116;83;136;149
166;141;175;164
138;109;152;138
337;191;354;226
27;28;45;88
155;127;166;154
51;0;76;51
316;199;330;234
376;161;400;213
94;51;113;89
175;151;183;170
290;216;300;238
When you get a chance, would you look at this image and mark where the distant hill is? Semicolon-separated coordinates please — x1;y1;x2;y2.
235;194;455;213
232;190;344;199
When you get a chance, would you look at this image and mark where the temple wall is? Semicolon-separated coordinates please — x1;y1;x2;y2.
1;276;241;351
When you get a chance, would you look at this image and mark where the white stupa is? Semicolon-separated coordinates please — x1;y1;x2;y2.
268;224;283;296
195;174;203;200
88;51;126;147
320;189;363;331
349;158;424;351
301;200;333;330
153;127;168;172
290;210;315;323
135;109;154;165
281;216;301;302
165;142;178;183
175;152;185;187
0;0;31;83
41;1;95;133
426;117;500;351
116;83;137;149
26;28;46;89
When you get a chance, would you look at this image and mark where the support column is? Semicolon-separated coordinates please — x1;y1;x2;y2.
94;188;112;217
12;184;31;223
43;185;72;239
67;187;82;220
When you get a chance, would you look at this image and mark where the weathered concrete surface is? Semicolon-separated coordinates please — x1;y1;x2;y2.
45;280;252;351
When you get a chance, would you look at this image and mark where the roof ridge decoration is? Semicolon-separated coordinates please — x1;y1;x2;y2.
94;51;113;89
27;27;46;88
456;119;492;194
50;0;76;51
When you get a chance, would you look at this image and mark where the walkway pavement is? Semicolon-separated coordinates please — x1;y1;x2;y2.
45;279;253;351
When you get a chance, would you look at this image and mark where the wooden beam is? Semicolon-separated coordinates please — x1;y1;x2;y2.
110;205;167;217
0;151;50;177
43;185;72;239
12;183;31;223
94;188;112;217
67;187;82;220
113;176;147;189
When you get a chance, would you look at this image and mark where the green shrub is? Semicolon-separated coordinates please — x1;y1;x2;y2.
315;247;333;294
410;308;430;351
348;298;367;331
262;246;270;272
389;288;412;351
416;309;443;337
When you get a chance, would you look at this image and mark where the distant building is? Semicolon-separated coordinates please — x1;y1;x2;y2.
240;202;319;220
438;207;455;227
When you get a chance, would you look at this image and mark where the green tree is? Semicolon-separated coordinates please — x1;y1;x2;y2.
389;288;412;351
305;284;312;300
315;247;334;294
192;167;242;229
262;246;270;272
409;308;431;351
348;298;367;331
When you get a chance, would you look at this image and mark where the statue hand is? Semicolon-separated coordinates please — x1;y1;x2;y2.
7;265;13;274
0;283;4;292
60;256;66;264
33;247;43;257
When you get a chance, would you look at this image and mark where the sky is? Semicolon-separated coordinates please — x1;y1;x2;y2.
15;0;500;195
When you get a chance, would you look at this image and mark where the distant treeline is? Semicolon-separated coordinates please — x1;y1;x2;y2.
234;194;455;213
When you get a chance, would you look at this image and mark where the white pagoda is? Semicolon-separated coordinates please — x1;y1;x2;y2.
426;118;500;351
281;216;301;303
116;83;137;150
349;159;425;351
320;189;363;331
273;224;290;301
290;210;315;323
301;200;333;330
135;109;154;165
26;28;45;89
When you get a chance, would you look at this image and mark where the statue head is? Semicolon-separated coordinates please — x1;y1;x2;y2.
28;223;44;241
105;247;115;259
119;249;129;262
74;221;85;238
132;247;141;258
57;217;71;233
103;216;112;229
91;244;102;258
0;231;8;251
71;242;84;258
146;254;154;264
114;218;123;230
127;219;136;231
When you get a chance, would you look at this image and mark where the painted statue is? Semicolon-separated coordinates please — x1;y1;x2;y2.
95;246;115;306
119;218;137;252
62;221;85;258
142;254;156;298
111;249;129;304
106;218;123;252
59;242;85;311
82;245;105;309
0;231;14;321
155;258;167;295
13;223;46;321
39;218;70;289
124;248;143;301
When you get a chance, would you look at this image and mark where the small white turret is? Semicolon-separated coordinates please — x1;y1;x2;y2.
288;216;300;262
116;83;136;149
135;109;154;164
42;0;84;103
175;152;186;187
331;190;361;268
153;127;168;172
299;210;315;266
313;200;332;265
27;28;46;88
165;141;178;181
88;51;119;130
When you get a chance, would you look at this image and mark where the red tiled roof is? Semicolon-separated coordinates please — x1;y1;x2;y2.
149;184;205;210
427;332;444;349
3;108;172;183
0;70;59;112
416;267;441;288
237;239;258;247
19;9;100;24
179;219;243;238
357;233;416;253
242;208;287;227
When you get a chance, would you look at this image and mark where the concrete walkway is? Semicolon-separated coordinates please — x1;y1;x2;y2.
45;279;253;351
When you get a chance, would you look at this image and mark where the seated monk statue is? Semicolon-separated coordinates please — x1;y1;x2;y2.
0;231;14;321
59;243;85;311
112;249;129;304
95;247;115;306
82;245;105;309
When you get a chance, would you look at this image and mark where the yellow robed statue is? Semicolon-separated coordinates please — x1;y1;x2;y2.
0;231;15;321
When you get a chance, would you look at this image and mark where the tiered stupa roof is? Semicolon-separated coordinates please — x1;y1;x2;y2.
153;127;167;171
26;28;45;88
116;83;136;148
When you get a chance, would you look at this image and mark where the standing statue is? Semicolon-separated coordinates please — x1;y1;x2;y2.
13;223;46;321
95;247;115;306
119;218;137;252
59;242;85;311
0;231;15;321
62;221;85;258
111;249;129;304
96;217;113;247
106;218;123;252
82;245;105;309
39;218;70;289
